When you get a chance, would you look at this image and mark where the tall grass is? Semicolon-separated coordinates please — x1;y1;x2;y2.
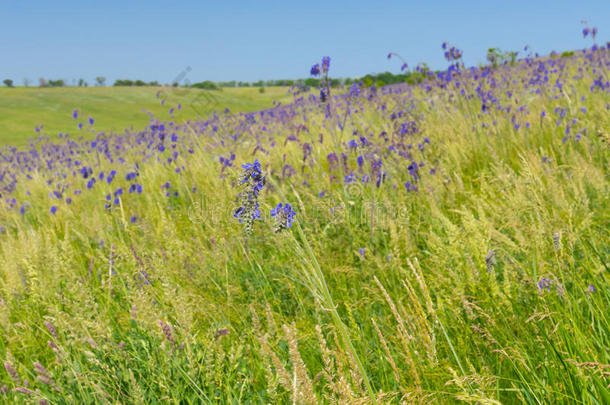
0;51;608;403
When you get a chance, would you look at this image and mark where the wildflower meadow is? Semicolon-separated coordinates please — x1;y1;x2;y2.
0;29;609;404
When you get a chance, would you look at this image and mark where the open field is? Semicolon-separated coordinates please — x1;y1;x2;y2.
0;48;608;404
0;86;295;146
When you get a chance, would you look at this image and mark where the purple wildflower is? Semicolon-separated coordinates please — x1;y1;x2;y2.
310;64;320;76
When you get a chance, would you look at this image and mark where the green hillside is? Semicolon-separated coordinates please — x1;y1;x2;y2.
0;86;295;146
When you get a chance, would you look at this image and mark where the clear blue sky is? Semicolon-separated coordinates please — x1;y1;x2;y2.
1;0;608;85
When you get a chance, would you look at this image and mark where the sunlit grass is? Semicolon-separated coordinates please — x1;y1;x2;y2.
0;86;295;146
0;53;608;403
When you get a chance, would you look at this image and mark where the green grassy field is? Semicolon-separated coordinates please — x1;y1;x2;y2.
0;52;608;404
0;86;295;146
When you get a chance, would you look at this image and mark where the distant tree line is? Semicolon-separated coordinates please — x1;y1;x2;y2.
113;79;161;87
213;72;434;90
11;47;566;91
347;70;431;87
38;78;65;87
2;67;446;91
190;80;220;90
3;73;429;90
2;77;107;87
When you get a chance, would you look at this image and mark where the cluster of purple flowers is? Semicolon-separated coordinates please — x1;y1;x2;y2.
310;64;320;76
234;159;265;234
350;82;361;98
442;42;463;62
321;56;331;73
311;56;332;102
0;30;604;260
270;202;296;233
537;277;552;292
582;26;597;39
232;160;298;235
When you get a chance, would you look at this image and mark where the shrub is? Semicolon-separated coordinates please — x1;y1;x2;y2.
48;79;64;87
191;81;220;90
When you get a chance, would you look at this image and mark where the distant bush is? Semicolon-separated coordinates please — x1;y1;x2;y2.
113;79;160;87
114;79;133;86
47;79;65;87
3;79;13;87
191;81;220;90
95;76;106;86
304;78;321;87
354;71;421;87
328;78;341;87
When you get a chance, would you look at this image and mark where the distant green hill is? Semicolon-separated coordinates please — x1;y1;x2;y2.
0;86;296;146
